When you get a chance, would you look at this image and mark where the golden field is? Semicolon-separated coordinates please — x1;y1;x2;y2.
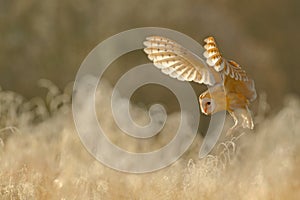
0;81;299;199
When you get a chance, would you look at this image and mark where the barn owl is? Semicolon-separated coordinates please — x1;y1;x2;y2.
143;36;257;135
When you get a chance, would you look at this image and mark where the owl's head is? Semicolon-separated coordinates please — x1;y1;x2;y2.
199;85;227;115
199;97;216;115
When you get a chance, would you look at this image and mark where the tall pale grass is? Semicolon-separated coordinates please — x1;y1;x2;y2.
0;80;299;199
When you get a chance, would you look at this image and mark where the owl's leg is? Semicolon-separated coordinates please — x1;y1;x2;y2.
227;106;254;136
240;106;254;129
226;111;239;136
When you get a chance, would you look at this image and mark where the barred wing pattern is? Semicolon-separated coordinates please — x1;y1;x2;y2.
143;36;216;86
203;37;249;82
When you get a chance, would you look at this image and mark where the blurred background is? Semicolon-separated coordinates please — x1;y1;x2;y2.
0;1;300;199
1;0;299;111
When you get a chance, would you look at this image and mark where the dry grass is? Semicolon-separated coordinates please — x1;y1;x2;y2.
0;81;299;200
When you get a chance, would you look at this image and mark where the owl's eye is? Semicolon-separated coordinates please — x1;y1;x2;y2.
207;102;211;105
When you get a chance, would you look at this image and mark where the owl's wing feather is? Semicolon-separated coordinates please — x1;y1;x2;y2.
143;36;218;86
203;37;249;82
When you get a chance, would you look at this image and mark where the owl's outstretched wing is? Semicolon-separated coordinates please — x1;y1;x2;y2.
203;36;257;102
143;36;220;86
203;37;249;82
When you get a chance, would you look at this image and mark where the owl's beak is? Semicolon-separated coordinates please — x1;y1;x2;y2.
203;107;208;115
